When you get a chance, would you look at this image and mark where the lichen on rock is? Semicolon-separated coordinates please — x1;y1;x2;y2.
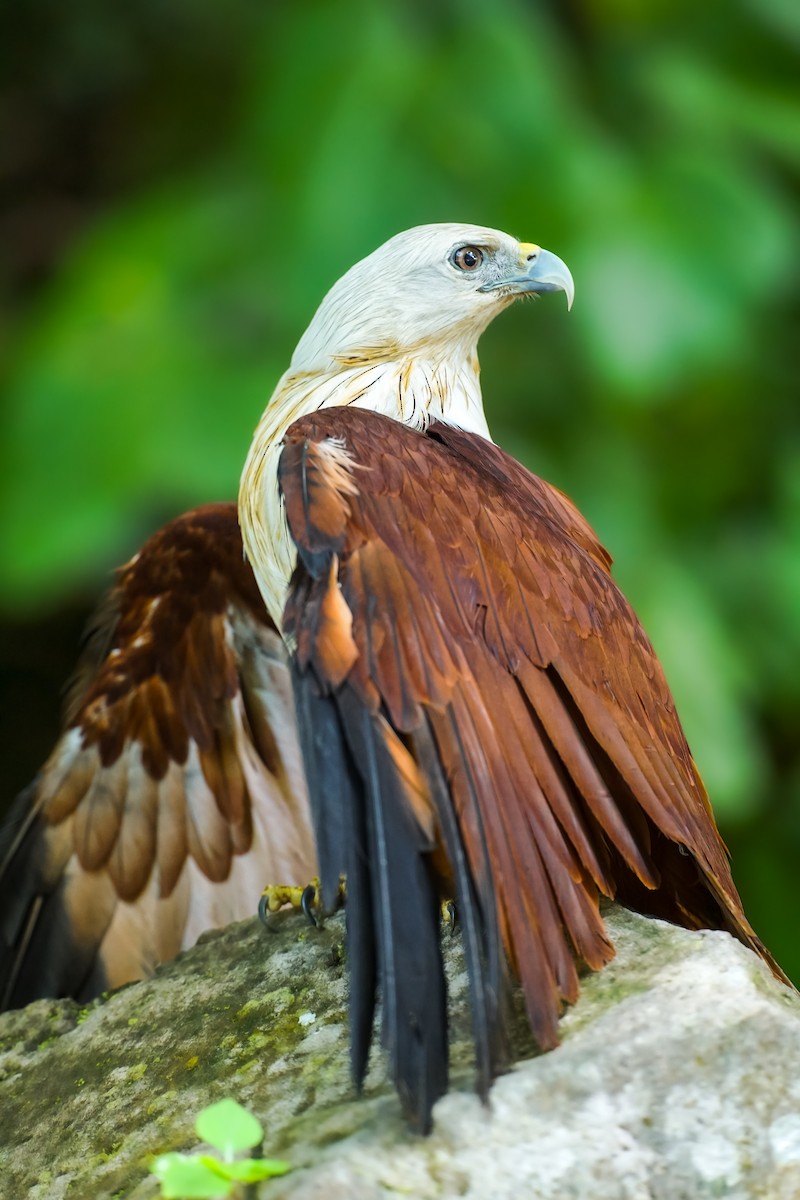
0;906;798;1199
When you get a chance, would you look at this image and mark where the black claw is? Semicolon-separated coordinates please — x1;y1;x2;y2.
301;884;319;927
258;893;270;927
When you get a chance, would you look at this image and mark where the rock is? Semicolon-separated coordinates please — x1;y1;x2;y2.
0;906;797;1199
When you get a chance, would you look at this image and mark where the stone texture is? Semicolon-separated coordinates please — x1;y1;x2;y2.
0;906;798;1199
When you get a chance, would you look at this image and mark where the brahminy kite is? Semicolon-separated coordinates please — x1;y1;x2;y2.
0;223;784;1133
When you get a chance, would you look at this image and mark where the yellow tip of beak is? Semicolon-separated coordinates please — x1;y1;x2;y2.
518;242;540;261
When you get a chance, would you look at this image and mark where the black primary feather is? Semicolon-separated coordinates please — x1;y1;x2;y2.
413;715;507;1100
335;690;448;1133
0;791;109;1008
0;784;103;1008
290;662;377;1088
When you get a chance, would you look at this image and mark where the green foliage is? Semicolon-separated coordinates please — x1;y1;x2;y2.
150;1099;289;1198
151;1156;229;1200
1;0;799;970
195;1098;264;1157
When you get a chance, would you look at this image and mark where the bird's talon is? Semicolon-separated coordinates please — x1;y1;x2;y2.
301;882;321;927
259;874;346;932
258;878;321;928
441;899;457;934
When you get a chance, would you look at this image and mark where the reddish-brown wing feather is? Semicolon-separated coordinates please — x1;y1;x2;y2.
280;407;785;1130
0;504;315;1008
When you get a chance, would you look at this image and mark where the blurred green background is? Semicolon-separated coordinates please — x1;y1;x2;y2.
1;0;798;974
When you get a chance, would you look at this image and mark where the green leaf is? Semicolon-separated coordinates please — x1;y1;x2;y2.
195;1098;263;1155
199;1154;291;1182
150;1153;232;1199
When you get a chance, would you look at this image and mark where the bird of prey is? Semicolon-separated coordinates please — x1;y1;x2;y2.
239;223;786;1130
0;224;784;1135
0;504;315;1008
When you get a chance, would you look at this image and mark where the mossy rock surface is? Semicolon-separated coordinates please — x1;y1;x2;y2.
1;906;798;1199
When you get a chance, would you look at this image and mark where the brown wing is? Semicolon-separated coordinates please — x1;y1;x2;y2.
0;504;315;1008
279;407;785;1131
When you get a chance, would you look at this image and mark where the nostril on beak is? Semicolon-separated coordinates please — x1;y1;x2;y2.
526;252;538;262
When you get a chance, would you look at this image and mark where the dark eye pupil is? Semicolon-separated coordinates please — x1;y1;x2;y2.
453;245;483;271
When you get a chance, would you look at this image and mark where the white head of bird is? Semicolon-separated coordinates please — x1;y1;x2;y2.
290;223;573;374
240;222;574;625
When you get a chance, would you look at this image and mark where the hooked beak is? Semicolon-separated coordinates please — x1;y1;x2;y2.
479;244;575;310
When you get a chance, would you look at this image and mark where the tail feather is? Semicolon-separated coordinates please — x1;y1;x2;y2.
337;692;446;1132
413;716;506;1101
295;662;448;1132
291;664;377;1087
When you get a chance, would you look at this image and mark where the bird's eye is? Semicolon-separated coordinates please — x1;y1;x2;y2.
451;245;484;272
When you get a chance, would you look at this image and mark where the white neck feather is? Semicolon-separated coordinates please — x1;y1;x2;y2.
239;345;490;628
